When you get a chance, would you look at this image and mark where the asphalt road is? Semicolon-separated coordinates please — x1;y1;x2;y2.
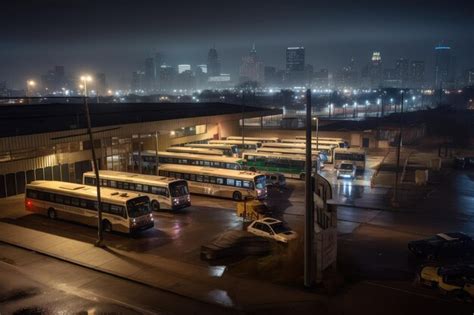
1;164;474;314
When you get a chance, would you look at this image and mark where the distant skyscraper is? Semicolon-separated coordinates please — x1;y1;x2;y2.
144;57;156;92
313;69;329;89
95;73;107;95
286;47;305;86
434;45;454;89
131;70;145;92
159;65;176;91
239;44;265;84
395;58;410;88
368;52;382;88
0;81;7;96
264;66;277;86
410;61;425;88
178;64;191;74
40;65;68;93
207;47;221;77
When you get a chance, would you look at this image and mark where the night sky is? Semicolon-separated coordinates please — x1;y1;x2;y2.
2;0;473;88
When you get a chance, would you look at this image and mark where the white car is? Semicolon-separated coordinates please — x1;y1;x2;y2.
247;218;298;243
337;161;356;179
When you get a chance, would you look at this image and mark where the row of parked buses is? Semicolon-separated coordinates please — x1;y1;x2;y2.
131;135;365;180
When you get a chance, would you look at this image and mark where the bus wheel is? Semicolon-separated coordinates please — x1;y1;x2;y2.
299;173;305;180
249;167;256;172
102;220;112;233
47;208;57;220
151;200;160;211
233;191;242;201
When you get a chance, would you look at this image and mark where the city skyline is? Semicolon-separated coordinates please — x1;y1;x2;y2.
1;0;473;88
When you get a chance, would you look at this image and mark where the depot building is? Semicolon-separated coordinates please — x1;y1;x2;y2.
0;101;280;198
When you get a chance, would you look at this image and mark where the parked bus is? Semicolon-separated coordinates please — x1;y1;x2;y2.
184;143;238;157
226;136;280;143
166;147;224;156
25;180;154;233
261;142;336;163
293;137;349;148
282;138;348;148
242;152;319;180
333;148;366;170
158;164;267;201
256;147;326;164
83;170;191;211
158;151;243;170
208;139;262;151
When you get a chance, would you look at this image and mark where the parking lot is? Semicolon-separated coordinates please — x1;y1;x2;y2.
1;154;474;313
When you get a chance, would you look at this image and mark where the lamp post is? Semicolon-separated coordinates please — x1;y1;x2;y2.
26;80;36;104
304;89;314;288
392;90;405;206
81;75;104;247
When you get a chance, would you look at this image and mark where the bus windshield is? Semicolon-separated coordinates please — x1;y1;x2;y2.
169;181;189;197
127;196;151;218
254;175;266;190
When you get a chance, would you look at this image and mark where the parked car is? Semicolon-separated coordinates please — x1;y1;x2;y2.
336;161;356;179
264;173;286;188
200;230;271;261
247;218;298;243
408;232;474;261
454;156;474;170
417;264;474;300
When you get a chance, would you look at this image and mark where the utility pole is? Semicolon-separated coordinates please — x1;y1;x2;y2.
304;89;314;288
155;131;160;175
241;92;245;149
392;90;404;206
81;75;104;247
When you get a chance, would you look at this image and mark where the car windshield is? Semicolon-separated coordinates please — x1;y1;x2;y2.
127;196;151;218
254;175;266;190
169;181;189;197
270;222;291;234
340;164;353;170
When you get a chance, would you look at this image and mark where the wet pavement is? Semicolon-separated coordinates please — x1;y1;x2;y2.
1;159;474;314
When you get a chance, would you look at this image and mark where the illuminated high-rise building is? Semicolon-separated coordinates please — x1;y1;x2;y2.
207;47;221;77
144;57;156;92
434;45;454;89
368;52;382;88
286;46;305;86
410;61;425;88
178;64;191;74
239;43;264;84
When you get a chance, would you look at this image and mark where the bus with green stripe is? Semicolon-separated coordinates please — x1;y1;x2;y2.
242;152;318;180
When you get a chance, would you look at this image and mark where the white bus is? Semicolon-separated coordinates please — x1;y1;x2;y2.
242;152;319;180
184;143;238;157
225;136;280;143
166;147;224;156
261;142;336;163
256;147;325;163
25;181;154;234
293;137;349;148
83;170;191;211
333;148;366;170
158;164;267;201
208;139;262;151
158;151;244;170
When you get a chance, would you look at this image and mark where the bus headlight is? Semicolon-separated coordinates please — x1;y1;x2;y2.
132;218;137;225
173;198;179;204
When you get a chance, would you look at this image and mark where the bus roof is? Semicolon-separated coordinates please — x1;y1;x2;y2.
158;164;263;179
281;139;341;145
226;136;279;142
165;147;223;156
83;170;186;187
26;180;144;203
184;143;237;149
262;142;335;149
209;140;261;145
157;151;242;163
334;147;366;154
256;147;321;155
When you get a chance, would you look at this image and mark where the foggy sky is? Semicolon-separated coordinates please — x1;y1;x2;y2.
1;0;473;88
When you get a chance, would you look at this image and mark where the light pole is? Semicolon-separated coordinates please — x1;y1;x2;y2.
392;90;405;206
26;80;36;104
81;75;104;247
304;89;314;288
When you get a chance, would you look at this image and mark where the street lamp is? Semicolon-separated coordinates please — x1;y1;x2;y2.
81;75;104;247
26;80;36;103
